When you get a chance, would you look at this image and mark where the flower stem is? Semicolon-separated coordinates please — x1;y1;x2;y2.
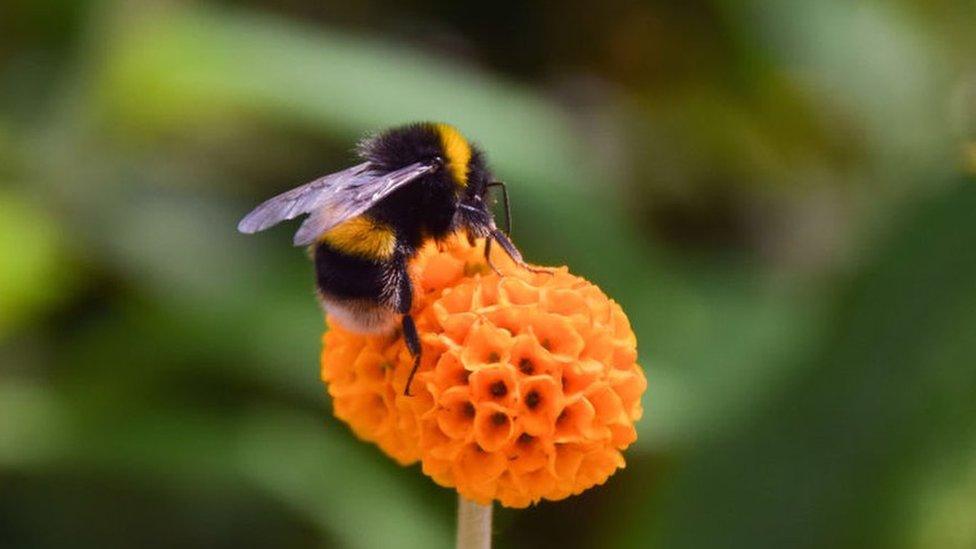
456;495;493;549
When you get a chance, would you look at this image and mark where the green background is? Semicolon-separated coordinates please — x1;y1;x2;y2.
2;1;975;547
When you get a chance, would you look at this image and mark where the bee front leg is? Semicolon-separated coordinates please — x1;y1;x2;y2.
484;237;503;276
395;256;422;396
491;229;553;274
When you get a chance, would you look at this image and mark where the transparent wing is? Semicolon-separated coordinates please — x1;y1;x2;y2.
236;161;435;246
291;162;435;246
237;162;372;235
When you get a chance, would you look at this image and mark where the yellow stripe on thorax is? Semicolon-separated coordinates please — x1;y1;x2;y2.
320;216;397;259
434;123;471;187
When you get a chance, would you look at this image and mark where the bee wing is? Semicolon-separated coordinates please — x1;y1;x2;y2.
291;162;436;246
237;161;436;246
237;162;373;235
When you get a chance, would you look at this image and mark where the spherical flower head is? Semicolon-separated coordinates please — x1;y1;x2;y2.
321;234;646;508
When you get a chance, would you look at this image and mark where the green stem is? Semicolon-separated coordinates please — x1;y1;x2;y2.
456;495;493;549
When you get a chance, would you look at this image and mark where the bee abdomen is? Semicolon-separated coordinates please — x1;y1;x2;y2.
314;242;389;301
313;239;401;335
319;216;396;260
318;296;397;334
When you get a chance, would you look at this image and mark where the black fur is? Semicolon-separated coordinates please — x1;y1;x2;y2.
358;123;443;172
314;242;389;301
361;123;488;249
315;122;495;306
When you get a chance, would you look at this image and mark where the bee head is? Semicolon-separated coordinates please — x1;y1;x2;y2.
357;122;498;235
360;122;481;192
431;123;473;189
455;144;502;237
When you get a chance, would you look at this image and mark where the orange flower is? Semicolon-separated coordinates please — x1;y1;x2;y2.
320;234;646;508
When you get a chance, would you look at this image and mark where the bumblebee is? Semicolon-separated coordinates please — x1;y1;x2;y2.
238;122;537;395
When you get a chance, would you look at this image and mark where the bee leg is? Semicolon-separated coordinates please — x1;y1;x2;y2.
491;229;554;274
401;314;422;396
396;257;423;396
483;236;504;276
487;181;512;235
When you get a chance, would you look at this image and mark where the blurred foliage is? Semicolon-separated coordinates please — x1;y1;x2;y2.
1;1;975;548
0;191;67;338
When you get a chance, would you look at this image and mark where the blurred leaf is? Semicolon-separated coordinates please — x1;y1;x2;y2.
903;432;976;549
238;408;452;549
0;380;68;468
718;0;954;182
638;278;827;450
0;189;68;339
97;4;589;188
621;178;976;548
0;373;450;548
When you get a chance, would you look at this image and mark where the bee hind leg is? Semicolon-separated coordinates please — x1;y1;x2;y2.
395;254;423;396
401;315;422;396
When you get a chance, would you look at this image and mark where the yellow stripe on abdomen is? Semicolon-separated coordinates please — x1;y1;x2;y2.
434;123;471;187
320;216;397;259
